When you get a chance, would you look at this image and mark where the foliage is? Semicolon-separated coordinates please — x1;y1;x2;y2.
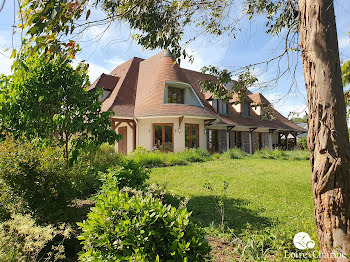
0;136;76;221
292;115;308;123
244;0;299;36
79;143;126;174
297;136;307;150
18;0;235;63
200;67;258;103
341;60;350;121
252;149;309;161
0;136;100;222
0;49;119;163
221;148;249;159
130;146;212;168
98;159;150;194
78;190;211;261
0;213;72;262
129;146;167;167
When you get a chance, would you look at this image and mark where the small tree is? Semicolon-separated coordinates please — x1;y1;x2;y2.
0;49;119;163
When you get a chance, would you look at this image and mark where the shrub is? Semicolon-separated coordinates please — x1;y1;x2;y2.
0;137;76;221
130;147;212;167
252;149;309;161
284;150;310;161
177;148;212;163
80;143;126;173
98;159;150;194
297;136;307;150
78;191;211;261
221;148;248;159
0;213;71;261
130;146;166;167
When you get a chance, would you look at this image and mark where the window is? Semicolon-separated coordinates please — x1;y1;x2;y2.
218;100;228;115
153;124;173;151
241;103;251;117
168;87;184;104
185;124;199;148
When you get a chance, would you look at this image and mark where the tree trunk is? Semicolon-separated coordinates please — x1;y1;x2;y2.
299;0;350;260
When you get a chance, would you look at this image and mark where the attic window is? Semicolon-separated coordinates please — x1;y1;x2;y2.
241;102;251;118
168;87;184;104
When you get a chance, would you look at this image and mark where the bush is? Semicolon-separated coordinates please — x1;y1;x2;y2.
252;149;310;161
0;213;71;261
0;137;76;221
80;143;126;173
221;148;249;159
176;148;212;163
297;136;307;150
130;146;212;168
98;159;150;194
284;150;310;161
78;191;211;261
130;146;166;168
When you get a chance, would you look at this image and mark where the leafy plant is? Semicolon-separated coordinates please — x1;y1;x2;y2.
78;190;211;261
297;137;307;150
203;180;230;233
0;48;119;164
221;148;249;159
98;159;150;194
0;213;72;262
0;136;99;222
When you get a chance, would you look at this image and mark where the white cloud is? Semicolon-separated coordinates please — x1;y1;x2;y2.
87;63;110;82
339;35;350;49
0;54;12;75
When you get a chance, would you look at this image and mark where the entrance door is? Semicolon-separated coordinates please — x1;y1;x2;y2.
118;126;127;154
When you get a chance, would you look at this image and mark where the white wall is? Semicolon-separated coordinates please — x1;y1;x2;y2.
114;123;134;154
136;117;206;152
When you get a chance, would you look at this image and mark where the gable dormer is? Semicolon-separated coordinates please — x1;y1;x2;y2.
230;92;253;118
249;93;271;119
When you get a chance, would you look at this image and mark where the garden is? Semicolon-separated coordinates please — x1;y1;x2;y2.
0;136;315;261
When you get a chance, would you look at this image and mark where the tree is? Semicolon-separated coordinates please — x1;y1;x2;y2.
7;0;350;259
0;49;119;163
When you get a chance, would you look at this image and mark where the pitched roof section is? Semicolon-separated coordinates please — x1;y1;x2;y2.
88;73;119;91
249;93;270;106
88;51;306;132
90;57;143;117
133;51;217;118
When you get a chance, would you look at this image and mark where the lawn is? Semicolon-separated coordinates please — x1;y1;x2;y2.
149;158;318;261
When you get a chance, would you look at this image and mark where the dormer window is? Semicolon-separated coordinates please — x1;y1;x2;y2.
241;102;251;118
218;100;228;115
168;87;184;104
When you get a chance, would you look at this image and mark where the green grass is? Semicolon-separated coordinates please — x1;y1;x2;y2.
149;159;318;261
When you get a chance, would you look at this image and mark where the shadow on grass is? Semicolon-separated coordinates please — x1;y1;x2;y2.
164;194;271;233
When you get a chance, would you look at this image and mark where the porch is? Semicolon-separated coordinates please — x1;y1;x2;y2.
206;127;303;154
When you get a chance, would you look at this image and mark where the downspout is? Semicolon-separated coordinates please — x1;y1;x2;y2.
134;118;138;150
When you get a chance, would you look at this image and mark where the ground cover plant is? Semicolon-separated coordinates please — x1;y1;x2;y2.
149;158;316;261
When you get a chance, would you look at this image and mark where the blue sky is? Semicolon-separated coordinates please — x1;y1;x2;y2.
1;1;350;118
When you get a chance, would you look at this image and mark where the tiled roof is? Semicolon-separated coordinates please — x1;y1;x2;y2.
88;73;119;91
248;93;270;105
88;51;306;132
133;51;217;118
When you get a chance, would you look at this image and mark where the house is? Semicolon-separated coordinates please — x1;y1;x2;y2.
89;50;306;154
